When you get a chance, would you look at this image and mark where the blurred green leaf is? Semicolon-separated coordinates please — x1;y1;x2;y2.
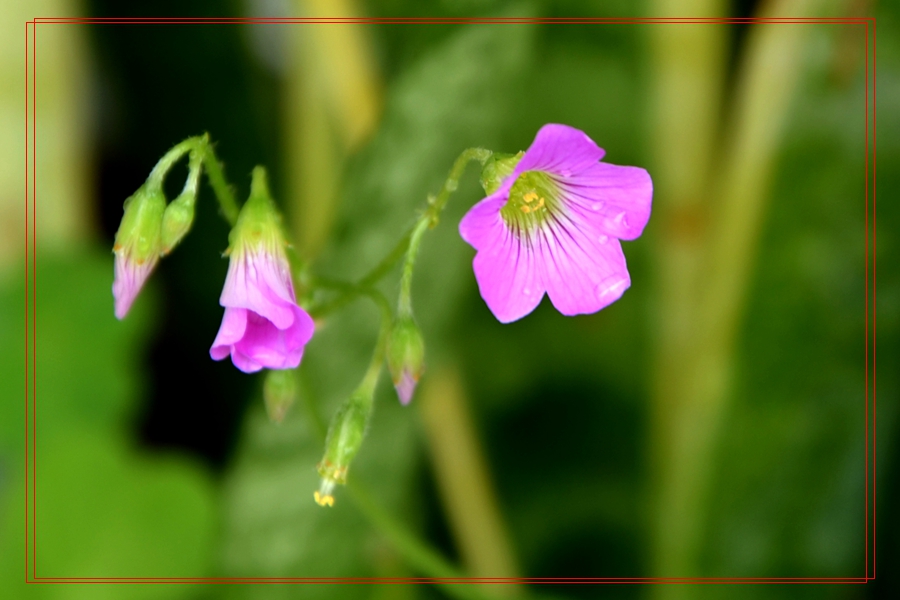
0;250;217;597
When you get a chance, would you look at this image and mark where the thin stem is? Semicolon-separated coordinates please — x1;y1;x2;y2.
147;137;201;188
359;287;393;392
198;136;240;226
399;147;492;315
398;218;430;315
310;147;492;320
429;147;493;218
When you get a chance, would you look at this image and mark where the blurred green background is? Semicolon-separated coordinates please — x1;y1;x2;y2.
1;0;897;599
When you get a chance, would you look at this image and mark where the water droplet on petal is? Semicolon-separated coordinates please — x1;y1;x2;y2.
598;235;608;244
591;202;604;211
596;277;628;299
560;169;572;177
523;287;531;296
613;211;627;225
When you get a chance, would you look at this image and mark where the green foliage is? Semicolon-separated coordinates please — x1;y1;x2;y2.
0;251;217;597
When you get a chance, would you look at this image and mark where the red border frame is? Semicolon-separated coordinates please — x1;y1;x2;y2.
24;15;877;586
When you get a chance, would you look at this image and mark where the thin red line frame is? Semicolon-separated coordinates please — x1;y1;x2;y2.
24;15;877;586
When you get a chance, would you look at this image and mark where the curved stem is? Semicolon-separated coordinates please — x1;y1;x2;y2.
198;136;240;226
308;147;491;320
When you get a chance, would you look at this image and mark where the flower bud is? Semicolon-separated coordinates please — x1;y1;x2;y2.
112;185;166;319
480;151;524;195
160;192;196;255
263;369;297;423
161;148;202;255
314;385;373;506
386;315;425;405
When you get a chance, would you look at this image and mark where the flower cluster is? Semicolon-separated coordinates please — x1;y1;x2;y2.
112;125;651;506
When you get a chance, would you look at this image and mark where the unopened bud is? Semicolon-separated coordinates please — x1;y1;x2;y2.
263;369;297;423
480;151;524;195
386;315;425;405
160;148;202;255
160;192;196;255
314;385;374;506
112;185;166;319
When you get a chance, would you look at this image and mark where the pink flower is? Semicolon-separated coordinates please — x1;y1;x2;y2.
210;168;314;373
459;124;653;323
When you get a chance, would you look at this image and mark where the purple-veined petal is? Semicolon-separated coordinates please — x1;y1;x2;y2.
515;124;606;177
558;162;653;241
472;225;544;323
537;213;631;316
459;193;508;249
219;248;296;329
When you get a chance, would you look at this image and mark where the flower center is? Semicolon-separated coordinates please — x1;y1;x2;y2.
500;170;559;233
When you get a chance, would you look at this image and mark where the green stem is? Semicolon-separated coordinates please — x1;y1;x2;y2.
198;136;240;226
399;147;491;315
147;137;201;188
359;287;393;392
309;147;491;320
398;218;430;316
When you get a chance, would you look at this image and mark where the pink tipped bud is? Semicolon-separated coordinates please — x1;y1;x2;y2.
112;185;166;319
386;315;425;405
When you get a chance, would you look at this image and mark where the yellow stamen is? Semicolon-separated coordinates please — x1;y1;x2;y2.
520;205;532;213
314;491;334;507
523;191;538;203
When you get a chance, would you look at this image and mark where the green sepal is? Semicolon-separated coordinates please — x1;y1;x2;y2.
263;369;297;424
114;185;166;263
480;151;524;195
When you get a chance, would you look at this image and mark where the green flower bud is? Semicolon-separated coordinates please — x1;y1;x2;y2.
263;369;297;423
112;184;166;319
386;315;425;405
160;147;202;255
160;192;196;255
315;385;374;507
480;151;524;195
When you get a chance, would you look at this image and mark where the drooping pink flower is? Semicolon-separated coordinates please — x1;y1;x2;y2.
459;124;653;323
210;168;314;373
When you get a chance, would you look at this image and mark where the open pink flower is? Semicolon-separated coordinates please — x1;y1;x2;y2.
210;168;314;373
459;124;653;323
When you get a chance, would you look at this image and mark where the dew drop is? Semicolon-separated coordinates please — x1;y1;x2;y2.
523;287;531;296
596;277;628;299
591;202;604;211
613;211;627;225
598;235;608;244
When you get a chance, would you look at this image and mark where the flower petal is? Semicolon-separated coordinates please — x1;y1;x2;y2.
458;193;508;250
220;249;296;329
231;349;264;373
395;371;417;406
558;162;653;241
112;253;157;320
210;307;248;360
472;225;544;323
515;124;606;176
232;307;314;370
538;214;631;316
